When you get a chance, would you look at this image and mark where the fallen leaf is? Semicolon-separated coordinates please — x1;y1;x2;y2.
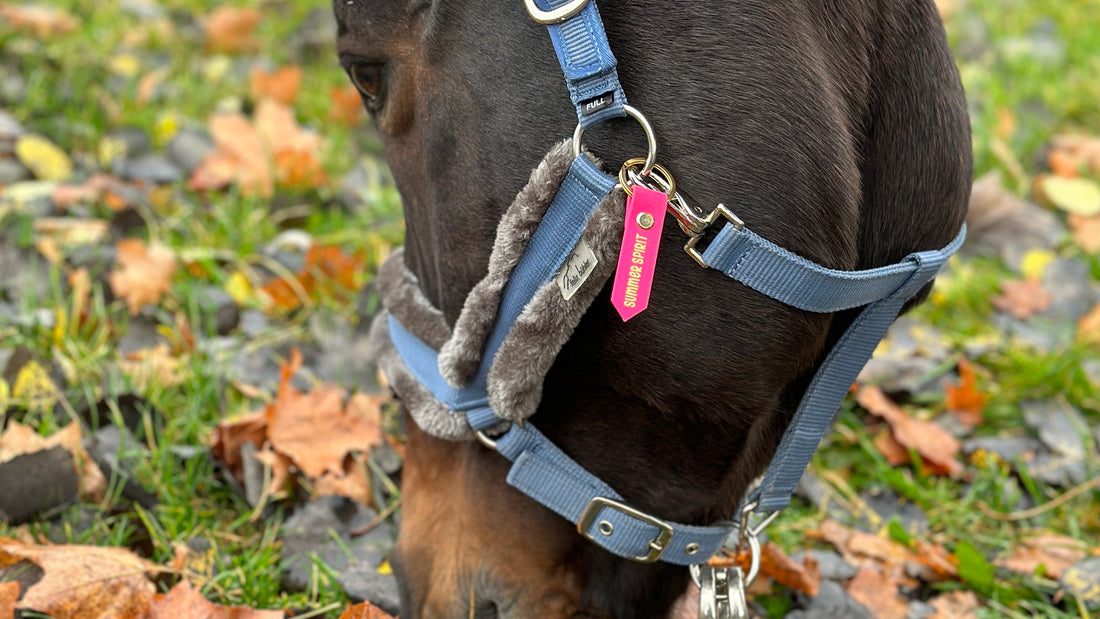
120;344;187;390
202;6;261;54
0;422;106;502
815;520;916;573
1050;134;1100;175
147;580;283;619
14;134;73;181
33;218;109;249
211;410;268;482
252;444;294;504
330;84;364;126
1078;303;1100;345
998;532;1087;579
758;542;820;596
1068;213;1100;253
313;461;372;506
846;567;908;619
267;386;384;479
261;245;365;311
1039;175;1100;216
914;539;959;580
991;278;1052;320
0;581;19;619
224;271;256;306
0;3;77;37
0;538;155;619
944;358;985;428
250;66;302;105
929;590;979;618
340;602;397;619
255;99;325;189
874;430;910;465
857;387;963;477
109;239;178;315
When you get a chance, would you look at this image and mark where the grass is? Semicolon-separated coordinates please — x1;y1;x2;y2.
1;0;1099;617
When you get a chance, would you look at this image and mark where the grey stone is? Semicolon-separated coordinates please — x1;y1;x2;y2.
1001;20;1066;67
0;447;79;523
860;488;929;536
795;471;827;507
369;442;402;476
0;238;51;307
1027;452;1086;487
906;600;936;619
1061;557;1100;609
1040;259;1100;324
0;158;30;185
117;317;165;355
338;161;370;210
0;70;27;106
239;309;270;337
118;154;182;184
338;560;401;616
84;425;157;508
195;285;240;335
992;314;1073;355
107;127;151;159
962;436;1044;462
281;496;395;592
240;441;264;508
962;173;1064;269
1021;399;1090;457
790;549;857;581
165;129;214;174
119;0;166;20
932;411;973;438
0;110;25;139
67;243;117;276
790;580;873;619
311;312;380;390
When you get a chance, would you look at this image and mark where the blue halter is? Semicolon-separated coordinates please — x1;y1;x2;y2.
387;0;965;567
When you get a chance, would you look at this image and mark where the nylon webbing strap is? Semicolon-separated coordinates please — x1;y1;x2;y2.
702;224;967;514
531;0;627;127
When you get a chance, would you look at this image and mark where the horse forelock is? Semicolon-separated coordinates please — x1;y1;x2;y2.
339;1;971;617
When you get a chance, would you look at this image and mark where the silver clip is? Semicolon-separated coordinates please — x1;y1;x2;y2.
693;565;749;619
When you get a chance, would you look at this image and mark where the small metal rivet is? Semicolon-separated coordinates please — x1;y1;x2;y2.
598;521;614;536
685;542;701;555
637;212;655;230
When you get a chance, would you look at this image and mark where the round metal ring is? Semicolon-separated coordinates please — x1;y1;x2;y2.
687;530;763;587
474;429;500;451
524;0;589;25
619;158;676;198
572;105;658;176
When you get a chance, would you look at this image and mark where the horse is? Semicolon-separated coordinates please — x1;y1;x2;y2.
334;1;971;617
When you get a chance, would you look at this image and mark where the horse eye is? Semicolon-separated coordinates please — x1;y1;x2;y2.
347;63;385;105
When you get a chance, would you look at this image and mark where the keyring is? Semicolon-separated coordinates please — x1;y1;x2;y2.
618;158;676;198
573;105;658;177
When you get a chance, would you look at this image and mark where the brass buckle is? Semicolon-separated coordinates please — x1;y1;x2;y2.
524;0;590;25
684;204;745;268
578;497;675;563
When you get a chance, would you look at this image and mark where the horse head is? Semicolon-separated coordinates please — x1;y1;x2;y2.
334;1;971;617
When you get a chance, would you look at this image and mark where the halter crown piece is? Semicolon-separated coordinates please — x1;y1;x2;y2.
373;0;965;615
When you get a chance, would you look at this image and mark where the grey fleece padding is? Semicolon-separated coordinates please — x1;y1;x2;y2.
371;139;626;439
438;139;579;386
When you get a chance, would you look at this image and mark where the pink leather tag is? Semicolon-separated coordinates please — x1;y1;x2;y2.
611;185;666;321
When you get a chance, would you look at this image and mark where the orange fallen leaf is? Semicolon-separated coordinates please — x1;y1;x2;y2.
0;3;77;37
340;602;398;619
313;460;373;507
997;532;1087;579
0;581;19;619
943;358;985;428
846;567;908;619
913;539;958;580
929;589;979;618
267;386;384;479
0;538;156;619
211;410;268;482
109;239;178;315
857;386;963;477
874;430;910;465
1068;213;1100;254
0;422;107;502
758;542;820;596
148;580;284;619
1048;149;1080;178
1078;302;1100;345
261;245;366;312
250;66;302;105
1050;134;1100;177
330;84;364;126
991;278;1052;320
252;444;294;504
202;6;260;54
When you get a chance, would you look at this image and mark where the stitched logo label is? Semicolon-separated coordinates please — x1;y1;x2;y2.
611;185;666;321
554;238;598;301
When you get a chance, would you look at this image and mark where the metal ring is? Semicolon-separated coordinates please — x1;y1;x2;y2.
572;105;658;176
474;430;500;451
620;158;676;198
524;0;589;25
688;529;762;587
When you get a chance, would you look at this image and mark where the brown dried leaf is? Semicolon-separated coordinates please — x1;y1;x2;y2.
0;538;155;619
109;239;178;315
874;430;910;465
211;410;268;482
250;66;302;105
255;99;325;190
121;344;187;390
857;386;963;477
148;580;284;619
1078;303;1100;345
943;358;985;428
0;3;77;37
202;6;260;54
252;444;294;504
267;387;383;479
758;542;820;596
261;245;365;311
914;540;958;580
339;602;398;619
0;581;19;619
1068;213;1100;254
929;590;980;618
816;520;916;572
991;278;1052;320
997;532;1087;579
846;567;909;619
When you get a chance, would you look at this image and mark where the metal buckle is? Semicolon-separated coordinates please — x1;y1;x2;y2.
684;204;745;268
578;497;674;563
524;0;590;24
